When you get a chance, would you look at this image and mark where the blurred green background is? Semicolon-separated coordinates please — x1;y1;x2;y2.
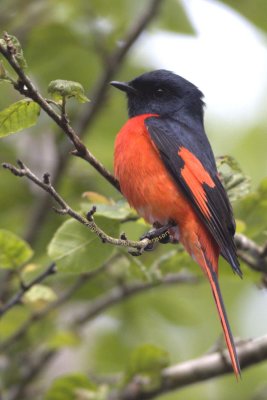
0;0;267;399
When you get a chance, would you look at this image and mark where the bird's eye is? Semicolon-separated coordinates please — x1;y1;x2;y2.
155;88;164;96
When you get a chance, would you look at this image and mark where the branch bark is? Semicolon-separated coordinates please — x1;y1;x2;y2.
0;0;163;246
0;263;56;317
111;335;267;400
235;233;267;273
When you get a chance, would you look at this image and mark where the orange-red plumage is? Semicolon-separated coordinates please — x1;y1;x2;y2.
178;147;215;219
114;114;240;378
112;70;241;378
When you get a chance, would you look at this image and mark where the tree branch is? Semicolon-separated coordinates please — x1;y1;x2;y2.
4;268;198;400
0;263;56;318
235;234;267;273
0;0;163;245
75;0;163;133
0;269;198;352
2;160;150;252
73;270;199;327
111;335;267;400
0;253;123;351
0;33;119;191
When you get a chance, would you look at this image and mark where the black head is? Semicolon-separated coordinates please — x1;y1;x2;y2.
110;69;205;120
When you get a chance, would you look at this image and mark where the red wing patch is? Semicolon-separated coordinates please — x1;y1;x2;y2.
178;147;215;218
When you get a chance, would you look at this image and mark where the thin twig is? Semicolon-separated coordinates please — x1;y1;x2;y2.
0;270;198;352
0;253;122;351
73;270;199;327
4;270;199;400
3;160;267;277
0;263;56;317
235;234;267;273
6;349;55;400
0;35;119;191
2;161;150;251
0;0;163;246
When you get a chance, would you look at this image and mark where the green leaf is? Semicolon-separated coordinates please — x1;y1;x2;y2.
47;331;80;350
48;79;89;103
220;0;267;34
0;99;41;137
125;344;170;388
45;374;96;400
47;216;120;273
0;60;8;80
80;199;136;221
22;284;57;308
0;229;33;269
216;155;251;202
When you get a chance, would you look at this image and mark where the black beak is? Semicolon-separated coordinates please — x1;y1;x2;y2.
110;81;138;95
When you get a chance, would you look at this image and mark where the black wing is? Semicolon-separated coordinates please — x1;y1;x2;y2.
145;115;241;276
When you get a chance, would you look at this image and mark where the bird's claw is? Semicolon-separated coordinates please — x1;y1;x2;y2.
140;222;175;246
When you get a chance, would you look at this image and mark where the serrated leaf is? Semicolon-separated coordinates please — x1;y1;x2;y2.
0;229;33;269
216;155;251;202
125;344;170;388
0;99;40;137
80;199;136;221
47;331;80;350
48;79;89;103
45;374;96;400
23;284;57;309
47;216;119;273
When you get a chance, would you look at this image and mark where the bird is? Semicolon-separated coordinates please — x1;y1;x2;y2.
111;69;242;378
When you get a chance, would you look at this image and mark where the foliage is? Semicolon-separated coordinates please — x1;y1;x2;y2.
0;229;33;269
0;1;267;400
0;100;40;137
48;79;89;104
48;216;120;273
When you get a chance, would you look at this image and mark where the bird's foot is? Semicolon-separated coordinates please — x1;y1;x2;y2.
140;221;176;249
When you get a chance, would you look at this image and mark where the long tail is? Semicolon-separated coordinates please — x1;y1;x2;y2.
199;249;241;379
181;223;241;379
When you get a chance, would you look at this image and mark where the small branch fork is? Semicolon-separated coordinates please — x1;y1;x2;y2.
0;262;56;317
2;160;267;275
0;32;120;191
2;160;150;253
1;30;266;274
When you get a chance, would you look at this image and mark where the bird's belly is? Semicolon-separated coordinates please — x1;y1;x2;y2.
114;116;193;231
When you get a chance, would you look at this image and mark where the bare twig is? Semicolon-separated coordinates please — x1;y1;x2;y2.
4;269;199;400
110;335;267;400
6;349;55;400
73;270;199;327
0;34;119;191
0;269;198;352
0;263;56;318
0;0;163;246
3;159;267;278
2;161;150;252
235;234;267;273
75;0;163;133
0;253;123;351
